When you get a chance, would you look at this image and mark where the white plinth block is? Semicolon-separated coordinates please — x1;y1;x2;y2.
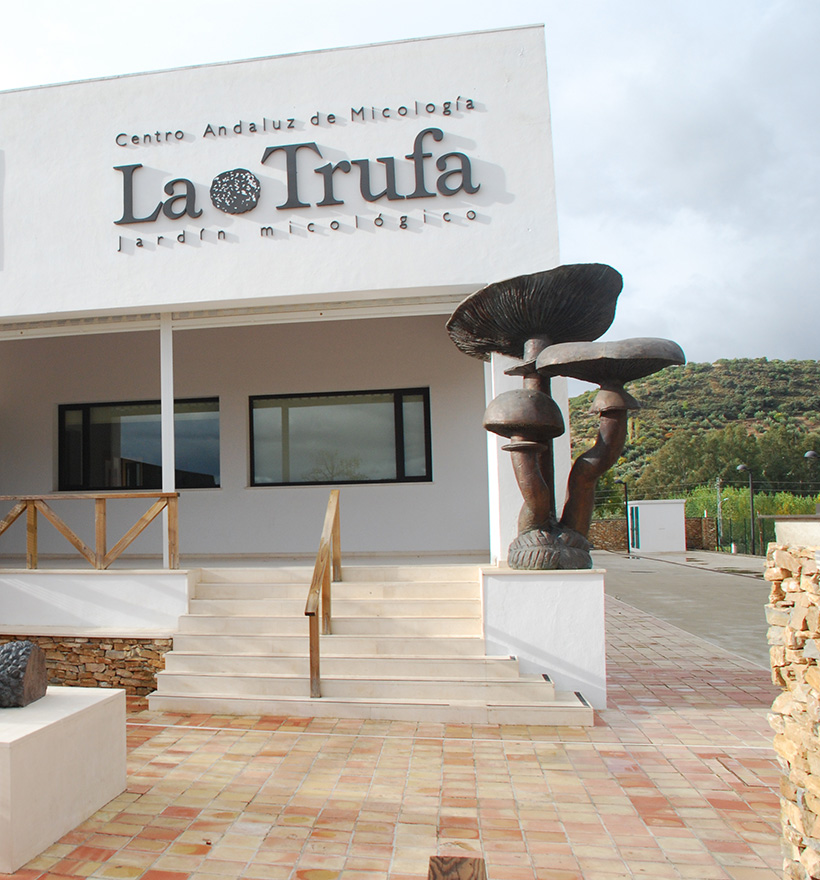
775;520;820;546
0;687;126;872
481;568;607;708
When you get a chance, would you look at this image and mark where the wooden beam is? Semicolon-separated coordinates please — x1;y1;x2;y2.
34;500;95;567
95;498;107;569
308;611;320;698
322;558;331;635
0;501;26;538
26;502;37;570
103;498;167;569
331;490;341;582
166;494;179;569
0;492;178;501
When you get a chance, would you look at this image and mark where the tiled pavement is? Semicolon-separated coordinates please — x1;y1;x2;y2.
8;597;781;880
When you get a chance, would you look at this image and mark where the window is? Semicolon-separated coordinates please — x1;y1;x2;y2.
59;399;220;490
250;388;431;486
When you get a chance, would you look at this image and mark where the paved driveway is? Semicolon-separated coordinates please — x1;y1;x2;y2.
593;549;771;668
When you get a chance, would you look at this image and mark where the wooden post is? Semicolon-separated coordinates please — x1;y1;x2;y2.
309;612;320;698
95;497;107;569
166;495;179;569
428;857;487;880
26;501;37;570
332;493;341;582
322;556;331;635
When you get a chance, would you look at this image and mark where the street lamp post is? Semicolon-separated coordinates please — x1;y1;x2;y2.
806;451;819;510
615;479;629;551
737;464;755;554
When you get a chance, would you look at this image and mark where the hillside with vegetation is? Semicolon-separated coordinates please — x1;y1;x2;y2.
568;358;820;500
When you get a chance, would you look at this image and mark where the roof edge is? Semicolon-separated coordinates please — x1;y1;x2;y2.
0;24;545;96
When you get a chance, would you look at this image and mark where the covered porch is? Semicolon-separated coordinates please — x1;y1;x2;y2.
0;306;492;568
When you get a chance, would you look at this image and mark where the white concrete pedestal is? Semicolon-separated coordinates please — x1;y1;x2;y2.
0;687;126;872
481;567;607;708
775;519;820;546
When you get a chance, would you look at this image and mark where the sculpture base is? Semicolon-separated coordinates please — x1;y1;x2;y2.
508;525;592;570
0;687;126;872
481;566;607;707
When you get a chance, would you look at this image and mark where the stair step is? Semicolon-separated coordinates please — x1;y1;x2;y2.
171;634;487;656
194;581;481;600
147;691;593;726
187;598;481;617
164;652;521;678
155;671;555;701
196;565;481;585
176;616;483;636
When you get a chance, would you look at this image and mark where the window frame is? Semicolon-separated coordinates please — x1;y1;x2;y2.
57;397;221;491
248;387;433;487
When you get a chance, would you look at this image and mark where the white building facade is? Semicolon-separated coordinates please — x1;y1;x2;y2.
0;26;565;563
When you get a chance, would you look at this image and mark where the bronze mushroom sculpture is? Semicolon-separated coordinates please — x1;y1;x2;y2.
446;265;685;570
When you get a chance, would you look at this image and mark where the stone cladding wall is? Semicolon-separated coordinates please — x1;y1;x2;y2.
589;519;628;551
686;516;718;551
766;544;820;879
0;635;171;696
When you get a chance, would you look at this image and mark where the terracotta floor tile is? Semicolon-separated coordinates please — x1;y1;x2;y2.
124;837;173;854
140;871;194;880
49;858;104;877
240;868;291;880
90;865;147;880
67;846;117;862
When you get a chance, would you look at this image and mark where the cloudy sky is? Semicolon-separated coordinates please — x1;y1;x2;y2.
0;0;815;367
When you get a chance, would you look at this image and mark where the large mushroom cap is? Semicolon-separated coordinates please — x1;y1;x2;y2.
483;389;565;445
536;337;685;383
446;264;623;361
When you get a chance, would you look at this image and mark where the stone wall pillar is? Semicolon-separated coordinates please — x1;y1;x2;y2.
766;544;820;879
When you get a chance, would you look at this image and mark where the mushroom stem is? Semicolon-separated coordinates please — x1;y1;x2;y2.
510;446;553;533
560;408;628;538
516;369;555;533
523;336;552;364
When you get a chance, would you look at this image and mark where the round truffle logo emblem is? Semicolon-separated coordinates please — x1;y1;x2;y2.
210;168;261;214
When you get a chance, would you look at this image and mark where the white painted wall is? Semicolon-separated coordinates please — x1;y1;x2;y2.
481;567;607;708
0;572;191;636
551;375;572;513
485;354;523;564
629;499;686;553
0;27;559;321
0;315;491;558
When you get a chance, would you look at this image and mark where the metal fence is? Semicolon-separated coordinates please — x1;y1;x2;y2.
717;515;777;556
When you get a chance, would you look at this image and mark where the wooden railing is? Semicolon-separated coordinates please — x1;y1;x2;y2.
0;492;179;570
305;490;341;698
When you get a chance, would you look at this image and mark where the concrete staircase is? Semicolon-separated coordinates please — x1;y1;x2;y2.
148;564;594;725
